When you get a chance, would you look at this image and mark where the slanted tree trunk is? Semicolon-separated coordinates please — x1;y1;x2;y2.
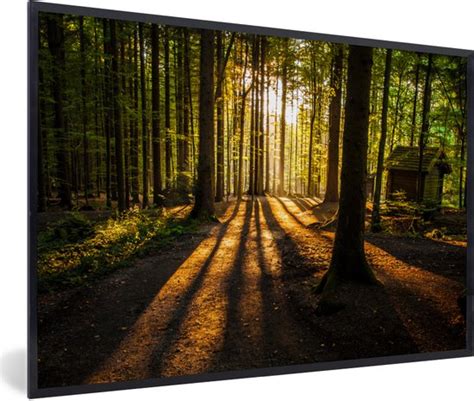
371;49;392;232
151;24;163;205
191;29;215;219
317;45;376;295
324;44;343;203
410;53;421;147
47;14;72;209
417;54;433;203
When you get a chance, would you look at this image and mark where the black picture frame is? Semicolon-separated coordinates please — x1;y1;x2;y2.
27;1;474;398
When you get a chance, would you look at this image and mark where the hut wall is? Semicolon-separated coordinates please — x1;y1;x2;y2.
388;169;418;200
423;171;442;203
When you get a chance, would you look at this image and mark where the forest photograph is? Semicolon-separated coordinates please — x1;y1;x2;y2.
35;11;467;389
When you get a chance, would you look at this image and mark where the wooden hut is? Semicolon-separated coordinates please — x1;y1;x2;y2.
385;146;451;203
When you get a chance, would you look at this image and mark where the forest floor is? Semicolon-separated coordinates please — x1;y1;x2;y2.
37;196;466;388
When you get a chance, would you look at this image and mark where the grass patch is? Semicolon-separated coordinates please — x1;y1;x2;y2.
37;207;198;293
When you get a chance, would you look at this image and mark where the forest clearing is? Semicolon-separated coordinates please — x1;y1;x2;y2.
35;12;467;388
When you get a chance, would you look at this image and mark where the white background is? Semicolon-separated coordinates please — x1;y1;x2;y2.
0;0;472;400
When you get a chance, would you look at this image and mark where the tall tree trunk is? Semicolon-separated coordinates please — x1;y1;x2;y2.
371;49;392;232
317;45;376;294
417;54;433;203
265;49;271;193
110;20;125;211
102;20;113;208
191;29;215;219
47;14;72;209
258;37;266;195
324;44;343;202
151;24;163;205
389;67;405;151
79;16;90;206
139;23;149;207
410;53;421;147
130;29;140;204
215;31;225;201
237;39;249;200
307;49;317;196
120;29;130;209
278;39;288;196
38;67;47;212
183;30;192;181
164;27;172;190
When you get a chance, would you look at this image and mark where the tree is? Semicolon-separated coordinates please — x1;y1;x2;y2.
371;48;392;232
46;14;72;209
237;37;250;200
164;27;172;190
215;31;225;201
278;38;289;196
130;28;140;204
417;53;433;203
151;24;163;205
324;44;344;202
110;20;125;211
139;22;149;207
79;16;90;206
410;53;421;147
191;29;215;219
317;45;377;294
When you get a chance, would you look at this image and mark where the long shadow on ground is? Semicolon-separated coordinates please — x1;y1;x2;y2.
365;234;466;283
37;203;238;388
260;196;420;360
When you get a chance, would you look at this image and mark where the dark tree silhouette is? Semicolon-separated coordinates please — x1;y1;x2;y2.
191;29;215;219
317;45;377;294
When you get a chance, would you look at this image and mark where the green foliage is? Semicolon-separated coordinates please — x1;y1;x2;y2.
38;213;94;252
37;207;197;293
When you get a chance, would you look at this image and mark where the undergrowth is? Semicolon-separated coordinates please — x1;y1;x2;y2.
37;207;197;293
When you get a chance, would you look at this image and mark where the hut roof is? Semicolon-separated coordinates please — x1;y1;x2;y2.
385;146;450;173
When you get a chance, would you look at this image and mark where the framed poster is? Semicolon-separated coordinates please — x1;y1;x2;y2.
28;1;473;397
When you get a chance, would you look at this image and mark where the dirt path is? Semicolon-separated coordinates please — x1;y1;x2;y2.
37;196;466;388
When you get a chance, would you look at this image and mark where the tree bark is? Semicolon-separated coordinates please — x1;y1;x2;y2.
139;23;149;207
129;30;140;204
237;39;249;200
79;16;90;206
410;53;421;147
47;14;72;209
191;29;215;219
417;54;433;203
151;24;163;205
164;27;172;190
110;20;125;211
324;44;343;203
278;39;289;196
215;31;225;201
371;49;392;232
317;45;376;294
